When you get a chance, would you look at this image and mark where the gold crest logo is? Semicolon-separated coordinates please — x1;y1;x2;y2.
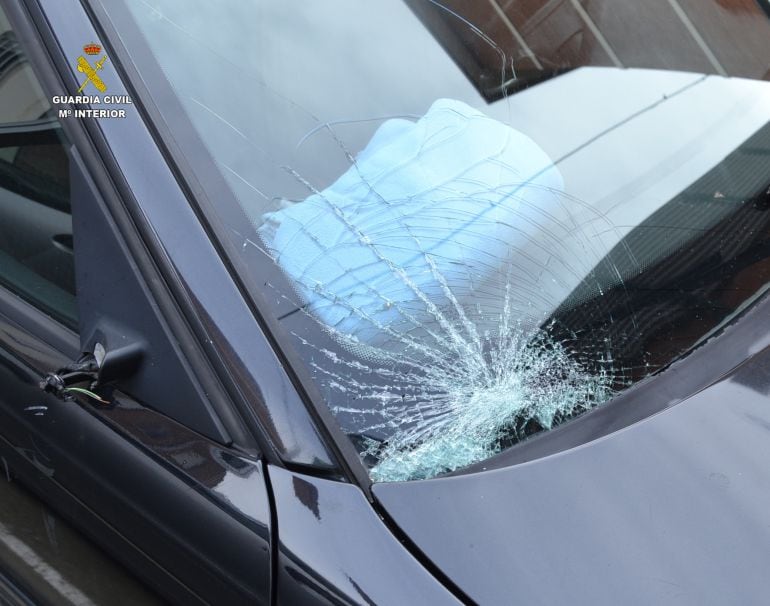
76;43;108;93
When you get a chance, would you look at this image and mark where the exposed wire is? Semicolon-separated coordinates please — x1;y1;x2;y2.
63;387;110;405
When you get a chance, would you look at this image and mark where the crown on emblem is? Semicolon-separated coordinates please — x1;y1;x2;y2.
83;43;101;55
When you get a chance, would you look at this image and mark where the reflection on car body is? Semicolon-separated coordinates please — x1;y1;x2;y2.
2;0;770;604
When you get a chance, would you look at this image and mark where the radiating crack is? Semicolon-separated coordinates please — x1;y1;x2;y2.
258;99;625;481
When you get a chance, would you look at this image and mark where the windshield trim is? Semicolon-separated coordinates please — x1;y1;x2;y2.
86;0;770;484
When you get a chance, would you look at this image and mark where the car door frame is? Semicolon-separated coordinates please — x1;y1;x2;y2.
0;0;277;603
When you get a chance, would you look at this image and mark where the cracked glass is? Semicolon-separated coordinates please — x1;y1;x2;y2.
100;0;770;480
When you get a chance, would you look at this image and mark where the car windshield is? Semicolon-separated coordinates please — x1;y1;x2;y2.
96;0;770;481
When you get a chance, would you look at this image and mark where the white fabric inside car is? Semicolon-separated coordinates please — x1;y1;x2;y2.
258;98;564;344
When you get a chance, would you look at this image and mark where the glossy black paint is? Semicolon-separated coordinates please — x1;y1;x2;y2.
0;301;272;604
1;0;280;601
375;342;770;605
0;568;36;606
268;465;460;605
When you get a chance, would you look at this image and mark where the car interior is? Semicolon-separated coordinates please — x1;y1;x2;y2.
0;22;76;329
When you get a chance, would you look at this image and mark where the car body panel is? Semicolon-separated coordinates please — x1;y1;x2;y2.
268;465;461;605
374;343;770;605
0;297;273;604
4;0;770;604
0;0;279;602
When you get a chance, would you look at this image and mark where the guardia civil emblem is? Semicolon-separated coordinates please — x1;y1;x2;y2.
76;42;108;93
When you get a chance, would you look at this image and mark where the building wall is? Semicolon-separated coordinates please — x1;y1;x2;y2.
408;0;770;100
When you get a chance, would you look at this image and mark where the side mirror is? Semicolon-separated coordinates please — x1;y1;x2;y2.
82;323;145;387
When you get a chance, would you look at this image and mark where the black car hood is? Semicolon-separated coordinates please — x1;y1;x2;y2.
373;347;770;605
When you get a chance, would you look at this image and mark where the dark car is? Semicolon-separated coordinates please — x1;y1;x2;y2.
3;0;770;604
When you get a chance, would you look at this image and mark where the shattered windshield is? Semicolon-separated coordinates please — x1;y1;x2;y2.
98;0;770;481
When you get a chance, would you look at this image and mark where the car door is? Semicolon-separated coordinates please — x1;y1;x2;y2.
0;3;272;604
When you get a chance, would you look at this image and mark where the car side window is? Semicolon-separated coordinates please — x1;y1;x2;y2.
0;8;76;329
